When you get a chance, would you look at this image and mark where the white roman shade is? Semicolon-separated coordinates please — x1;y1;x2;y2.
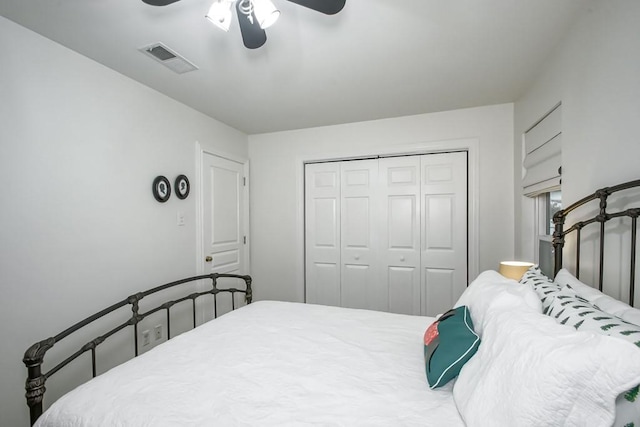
523;104;562;196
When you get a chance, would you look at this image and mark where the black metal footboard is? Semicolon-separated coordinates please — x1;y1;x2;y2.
23;273;252;426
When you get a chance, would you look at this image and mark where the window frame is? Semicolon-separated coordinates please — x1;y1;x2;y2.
534;191;561;276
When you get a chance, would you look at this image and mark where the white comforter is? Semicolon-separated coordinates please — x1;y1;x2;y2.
36;301;464;426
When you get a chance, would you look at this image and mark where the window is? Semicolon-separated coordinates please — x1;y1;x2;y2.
537;191;562;277
547;190;562;235
523;103;562;277
522;104;561;197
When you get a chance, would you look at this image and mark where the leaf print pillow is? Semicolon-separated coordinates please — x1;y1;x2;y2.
546;287;640;347
518;265;562;313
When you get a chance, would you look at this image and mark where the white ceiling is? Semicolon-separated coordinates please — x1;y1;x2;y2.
0;0;588;134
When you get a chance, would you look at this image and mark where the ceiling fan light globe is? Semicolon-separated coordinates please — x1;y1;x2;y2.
259;10;280;29
252;0;280;29
206;1;233;32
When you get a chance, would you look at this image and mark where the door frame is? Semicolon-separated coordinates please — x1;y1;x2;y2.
296;139;479;303
195;142;251;278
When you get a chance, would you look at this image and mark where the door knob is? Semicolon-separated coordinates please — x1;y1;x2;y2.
400;256;405;262
354;255;360;260
205;256;213;263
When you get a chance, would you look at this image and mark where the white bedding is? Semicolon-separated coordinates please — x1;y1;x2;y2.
36;301;464;427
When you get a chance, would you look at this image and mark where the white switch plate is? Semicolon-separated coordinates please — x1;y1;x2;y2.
177;211;185;226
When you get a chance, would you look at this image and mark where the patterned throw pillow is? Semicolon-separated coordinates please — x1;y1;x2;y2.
519;265;562;313
546;288;640;427
424;306;480;389
546;287;640;347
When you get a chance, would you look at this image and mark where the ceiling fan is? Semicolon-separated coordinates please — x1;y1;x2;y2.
141;0;347;49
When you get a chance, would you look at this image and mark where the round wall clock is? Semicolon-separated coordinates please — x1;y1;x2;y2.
152;176;171;203
175;175;190;200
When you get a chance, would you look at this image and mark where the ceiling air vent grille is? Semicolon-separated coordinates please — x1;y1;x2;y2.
140;43;198;74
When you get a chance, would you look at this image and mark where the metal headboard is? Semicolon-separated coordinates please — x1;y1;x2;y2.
553;179;640;306
23;273;252;426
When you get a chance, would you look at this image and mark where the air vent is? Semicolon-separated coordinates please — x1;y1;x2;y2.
140;43;198;74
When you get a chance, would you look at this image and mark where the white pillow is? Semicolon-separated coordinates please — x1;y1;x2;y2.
453;300;640;427
554;268;604;301
554;268;632;316
621;308;640;326
454;270;541;336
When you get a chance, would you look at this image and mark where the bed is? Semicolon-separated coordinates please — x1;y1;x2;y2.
23;179;640;426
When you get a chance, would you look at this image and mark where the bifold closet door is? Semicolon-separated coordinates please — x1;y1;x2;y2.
305;160;381;310
305;152;467;316
378;152;467;316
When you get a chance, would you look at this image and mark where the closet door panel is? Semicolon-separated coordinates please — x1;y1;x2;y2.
311;263;341;307
342;264;370;309
423;268;455;318
305;163;341;306
388;266;420;315
388;196;417;249
420;152;468;316
340;160;382;310
314;198;339;246
379;157;421;315
423;195;454;263
343;197;370;247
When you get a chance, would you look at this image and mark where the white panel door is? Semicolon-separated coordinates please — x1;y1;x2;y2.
305;162;341;306
421;152;467;316
340;159;381;310
378;156;422;315
203;153;245;275
202;153;247;315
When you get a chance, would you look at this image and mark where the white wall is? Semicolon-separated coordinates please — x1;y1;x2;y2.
514;1;640;285
249;103;515;303
0;16;247;426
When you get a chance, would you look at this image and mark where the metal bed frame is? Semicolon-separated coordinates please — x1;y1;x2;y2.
22;180;640;425
23;273;252;426
553;178;640;306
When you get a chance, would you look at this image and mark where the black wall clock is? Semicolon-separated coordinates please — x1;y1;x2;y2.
175;175;190;200
152;176;171;203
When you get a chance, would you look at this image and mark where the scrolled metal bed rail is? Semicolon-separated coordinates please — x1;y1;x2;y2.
23;273;252;426
553;179;640;305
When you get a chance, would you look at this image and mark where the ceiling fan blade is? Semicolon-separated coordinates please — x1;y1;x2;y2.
142;0;181;6
236;0;267;49
286;0;346;15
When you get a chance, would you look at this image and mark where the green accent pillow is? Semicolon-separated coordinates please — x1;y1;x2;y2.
423;305;480;388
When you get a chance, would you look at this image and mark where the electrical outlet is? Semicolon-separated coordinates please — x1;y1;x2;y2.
154;324;162;341
142;330;150;347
